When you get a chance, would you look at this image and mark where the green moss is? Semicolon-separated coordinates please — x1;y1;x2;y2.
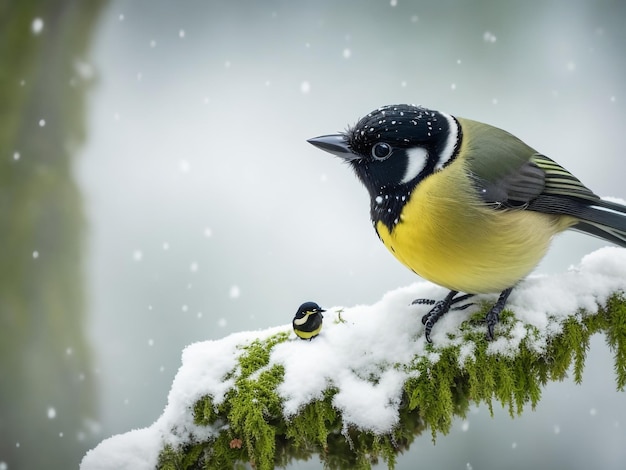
178;332;291;469
602;293;626;390
285;389;338;451
158;293;626;470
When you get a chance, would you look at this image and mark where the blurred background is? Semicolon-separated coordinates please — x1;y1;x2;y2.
1;0;625;468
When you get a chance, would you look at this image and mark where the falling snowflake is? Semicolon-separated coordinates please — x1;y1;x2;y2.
179;159;190;173
229;285;241;299
32;18;44;35
483;31;497;43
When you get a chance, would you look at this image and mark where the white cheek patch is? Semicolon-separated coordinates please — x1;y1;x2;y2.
400;146;428;184
293;314;310;326
436;112;459;170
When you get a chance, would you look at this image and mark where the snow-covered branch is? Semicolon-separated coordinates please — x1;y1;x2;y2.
81;247;626;470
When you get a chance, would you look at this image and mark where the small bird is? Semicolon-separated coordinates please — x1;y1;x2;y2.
308;104;626;342
292;301;325;340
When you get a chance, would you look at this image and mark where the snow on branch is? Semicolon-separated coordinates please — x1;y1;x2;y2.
81;247;626;470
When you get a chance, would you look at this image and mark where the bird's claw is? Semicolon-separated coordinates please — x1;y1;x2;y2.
485;310;499;341
412;292;476;343
483;287;513;341
461;306;501;340
420;300;449;325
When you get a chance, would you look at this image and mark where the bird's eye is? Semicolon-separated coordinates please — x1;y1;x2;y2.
371;142;392;160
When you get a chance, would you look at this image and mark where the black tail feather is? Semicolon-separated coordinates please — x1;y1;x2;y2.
571;198;626;248
529;195;626;247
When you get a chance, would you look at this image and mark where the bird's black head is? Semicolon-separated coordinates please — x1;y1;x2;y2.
308;104;461;230
294;301;325;320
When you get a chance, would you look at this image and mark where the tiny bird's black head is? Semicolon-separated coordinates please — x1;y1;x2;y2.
308;104;460;197
294;301;325;319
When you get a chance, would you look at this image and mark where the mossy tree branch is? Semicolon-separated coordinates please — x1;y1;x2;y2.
156;292;626;470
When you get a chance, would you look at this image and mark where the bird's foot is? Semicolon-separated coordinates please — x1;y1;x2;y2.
483;287;513;340
412;291;475;343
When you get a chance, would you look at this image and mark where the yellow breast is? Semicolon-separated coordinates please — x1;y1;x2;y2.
376;162;574;294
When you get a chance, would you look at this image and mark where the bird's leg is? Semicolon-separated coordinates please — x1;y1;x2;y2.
484;287;513;340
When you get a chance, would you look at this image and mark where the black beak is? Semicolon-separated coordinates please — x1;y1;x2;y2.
307;134;360;162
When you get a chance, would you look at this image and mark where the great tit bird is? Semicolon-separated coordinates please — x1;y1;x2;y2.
293;301;325;340
308;104;626;342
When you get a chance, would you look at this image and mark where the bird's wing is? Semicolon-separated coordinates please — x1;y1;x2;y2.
457;118;626;247
457;118;599;208
459;118;546;206
526;157;626;247
529;154;600;203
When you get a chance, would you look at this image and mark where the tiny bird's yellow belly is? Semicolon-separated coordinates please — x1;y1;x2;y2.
376;167;574;294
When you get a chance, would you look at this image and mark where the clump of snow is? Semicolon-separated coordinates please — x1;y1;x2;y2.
81;248;626;469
